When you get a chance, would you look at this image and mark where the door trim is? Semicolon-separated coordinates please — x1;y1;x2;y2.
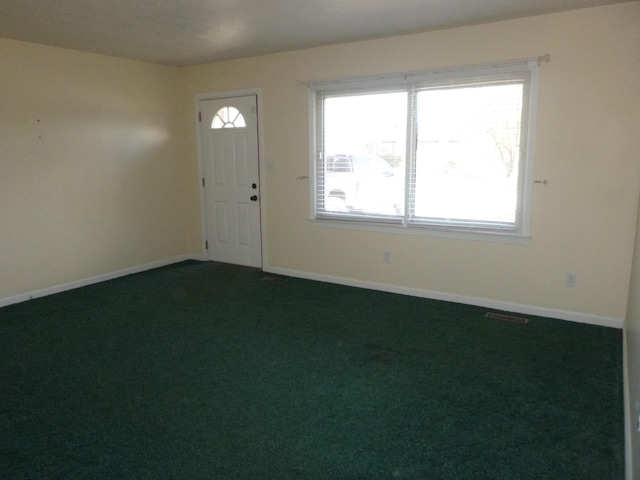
195;88;267;268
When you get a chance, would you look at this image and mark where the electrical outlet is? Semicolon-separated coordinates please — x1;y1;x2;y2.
566;272;577;288
383;251;391;263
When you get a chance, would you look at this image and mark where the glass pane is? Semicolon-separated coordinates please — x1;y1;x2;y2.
212;116;225;129
322;92;407;216
413;83;523;224
234;114;246;128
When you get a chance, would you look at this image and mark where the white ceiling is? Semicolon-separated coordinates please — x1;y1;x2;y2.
0;0;633;66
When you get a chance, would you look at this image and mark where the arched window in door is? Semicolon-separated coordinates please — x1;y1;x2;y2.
211;106;246;129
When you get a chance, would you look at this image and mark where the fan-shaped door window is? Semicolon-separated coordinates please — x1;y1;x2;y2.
212;106;246;129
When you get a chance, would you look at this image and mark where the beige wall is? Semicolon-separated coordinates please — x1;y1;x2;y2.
182;3;640;323
0;39;190;300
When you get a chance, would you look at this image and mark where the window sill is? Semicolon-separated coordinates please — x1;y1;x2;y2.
309;217;532;245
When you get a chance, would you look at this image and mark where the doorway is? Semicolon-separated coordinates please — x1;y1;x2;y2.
198;94;262;268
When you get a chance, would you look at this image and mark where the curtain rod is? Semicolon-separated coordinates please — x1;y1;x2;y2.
296;54;550;87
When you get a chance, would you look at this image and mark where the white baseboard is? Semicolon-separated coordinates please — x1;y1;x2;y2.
624;328;633;480
264;266;624;329
2;258;623;329
0;254;203;309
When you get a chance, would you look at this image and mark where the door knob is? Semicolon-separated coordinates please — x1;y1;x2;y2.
250;195;258;201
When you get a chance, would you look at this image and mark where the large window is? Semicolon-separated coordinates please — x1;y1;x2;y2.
311;61;539;240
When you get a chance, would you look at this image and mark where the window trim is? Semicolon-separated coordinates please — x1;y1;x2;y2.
308;60;540;243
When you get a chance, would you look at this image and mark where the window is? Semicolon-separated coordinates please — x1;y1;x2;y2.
212;106;246;129
311;61;540;240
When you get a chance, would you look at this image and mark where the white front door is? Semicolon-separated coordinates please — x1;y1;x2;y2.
199;95;262;268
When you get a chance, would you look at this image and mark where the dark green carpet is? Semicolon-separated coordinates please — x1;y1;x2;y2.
0;261;624;479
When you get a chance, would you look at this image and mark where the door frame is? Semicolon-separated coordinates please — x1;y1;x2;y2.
195;88;267;267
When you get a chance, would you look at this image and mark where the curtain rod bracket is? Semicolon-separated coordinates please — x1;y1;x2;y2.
537;54;551;66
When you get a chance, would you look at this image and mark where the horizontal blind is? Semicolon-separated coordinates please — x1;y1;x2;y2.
406;72;529;231
315;90;407;221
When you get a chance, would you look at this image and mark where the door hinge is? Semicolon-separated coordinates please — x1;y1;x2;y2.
202;177;205;187
205;240;209;250
198;111;202;122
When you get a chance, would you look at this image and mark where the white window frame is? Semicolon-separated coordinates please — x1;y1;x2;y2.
308;61;540;243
